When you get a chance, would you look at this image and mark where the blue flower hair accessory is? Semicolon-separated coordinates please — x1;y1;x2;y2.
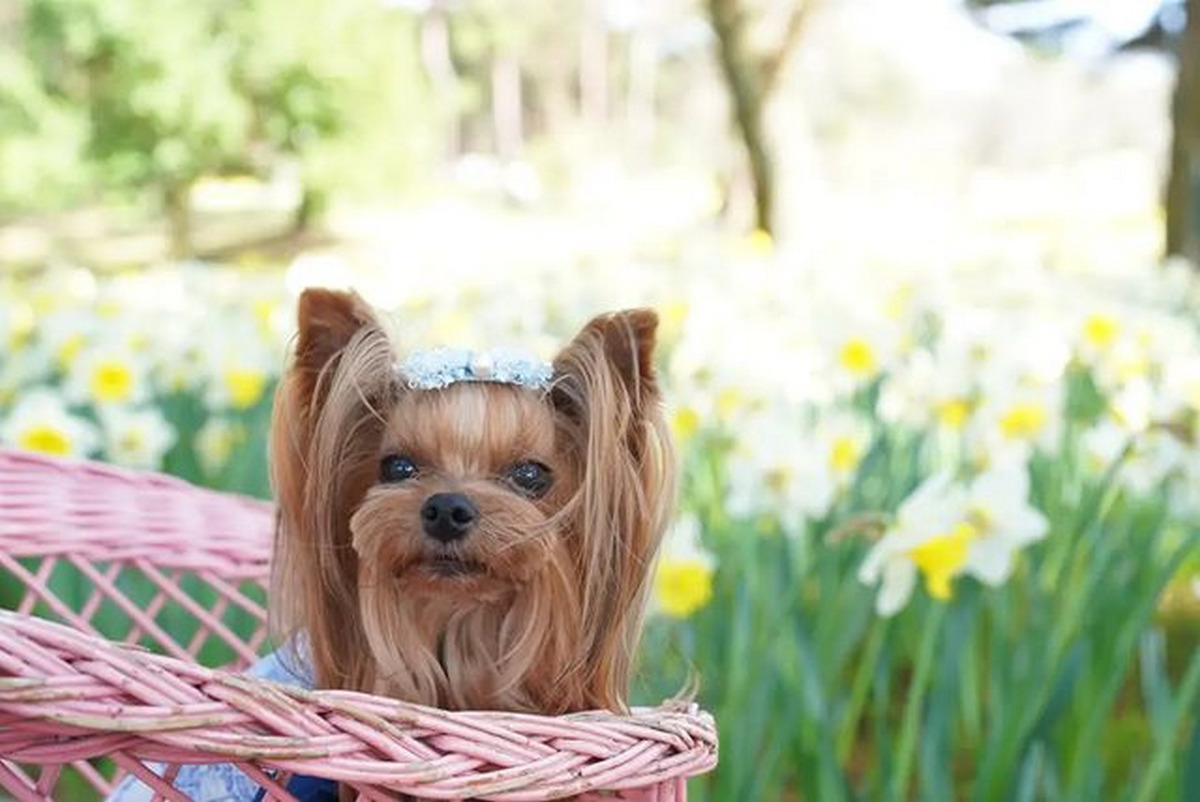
397;347;554;391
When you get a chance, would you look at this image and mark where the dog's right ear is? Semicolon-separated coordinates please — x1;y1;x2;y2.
270;288;395;691
291;288;383;410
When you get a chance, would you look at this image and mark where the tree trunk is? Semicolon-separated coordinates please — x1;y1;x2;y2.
580;6;609;127
491;54;523;159
1166;0;1200;262
420;10;461;158
707;0;774;234
627;28;659;154
163;181;193;259
293;184;325;233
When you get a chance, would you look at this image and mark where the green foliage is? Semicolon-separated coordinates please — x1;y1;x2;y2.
0;0;435;217
23;0;253;190
637;424;1200;802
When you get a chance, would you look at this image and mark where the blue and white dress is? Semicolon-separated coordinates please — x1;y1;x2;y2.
106;650;332;802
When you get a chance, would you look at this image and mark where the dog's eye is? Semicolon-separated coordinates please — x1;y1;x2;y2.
380;455;419;483
507;461;552;497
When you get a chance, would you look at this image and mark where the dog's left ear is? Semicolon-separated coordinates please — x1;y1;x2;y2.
551;308;661;446
551;309;675;711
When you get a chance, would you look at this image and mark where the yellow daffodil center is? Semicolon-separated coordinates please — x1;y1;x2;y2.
658;300;689;343
654;559;715;618
746;228;774;257
18;425;72;457
765;466;792;495
910;522;979;600
839;338;877;377
90;360;135;403
8;303;36;350
830;436;862;473
999;403;1047;440
56;334;87;371
936;399;971;430
116;430;145;453
252;299;277;336
197;422;243;474
1082;314;1119;351
967;506;994;536
716;387;743;420
671;407;701;440
224;369;267;409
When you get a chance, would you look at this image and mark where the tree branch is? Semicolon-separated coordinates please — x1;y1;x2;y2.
758;0;820;98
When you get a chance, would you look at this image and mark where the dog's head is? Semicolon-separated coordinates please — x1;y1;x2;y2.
269;288;674;712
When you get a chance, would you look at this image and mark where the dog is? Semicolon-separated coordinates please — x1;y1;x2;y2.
268;288;676;715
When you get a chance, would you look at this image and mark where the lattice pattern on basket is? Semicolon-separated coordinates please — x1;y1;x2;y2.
0;449;276;797
0;450;718;801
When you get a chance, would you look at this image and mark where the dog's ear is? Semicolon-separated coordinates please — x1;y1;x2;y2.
550;309;674;711
551;308;660;433
292;288;383;409
269;287;394;692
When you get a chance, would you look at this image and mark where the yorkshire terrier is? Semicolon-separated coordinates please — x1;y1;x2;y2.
268;288;675;715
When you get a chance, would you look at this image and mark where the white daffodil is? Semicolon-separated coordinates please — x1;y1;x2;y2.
1108;378;1155;434
200;322;280;411
858;461;1047;616
1;298;36;357
0;389;98;458
65;341;151;408
1120;429;1188;497
38;310;98;374
960;459;1049;587
725;406;838;534
194;417;244;476
825;323;903;391
99;406;177;470
1081;419;1131;475
878;348;976;434
815;411;873;487
970;379;1064;464
1075;309;1124;368
982;317;1072;388
857;473;968;616
1160;355;1200;421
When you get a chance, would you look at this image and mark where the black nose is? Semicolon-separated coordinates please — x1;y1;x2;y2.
420;493;478;542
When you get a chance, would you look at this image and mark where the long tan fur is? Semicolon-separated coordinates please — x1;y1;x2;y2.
270;290;675;714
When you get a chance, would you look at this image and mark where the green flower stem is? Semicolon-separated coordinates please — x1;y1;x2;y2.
1132;631;1200;802
890;603;946;801
836;620;886;765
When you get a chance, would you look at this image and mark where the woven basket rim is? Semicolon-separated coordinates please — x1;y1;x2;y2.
1;609;717;798
0;448;719;799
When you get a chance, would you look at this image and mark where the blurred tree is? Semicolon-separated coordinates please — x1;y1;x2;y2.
23;0;256;255
0;34;93;217
5;0;412;254
967;0;1195;262
447;0;587;159
1167;0;1199;262
705;0;820;235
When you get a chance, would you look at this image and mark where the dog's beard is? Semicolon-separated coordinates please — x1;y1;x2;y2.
357;551;582;711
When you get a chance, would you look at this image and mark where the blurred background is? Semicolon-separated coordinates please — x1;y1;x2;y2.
3;0;1200;800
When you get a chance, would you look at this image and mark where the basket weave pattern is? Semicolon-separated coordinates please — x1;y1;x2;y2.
0;450;717;800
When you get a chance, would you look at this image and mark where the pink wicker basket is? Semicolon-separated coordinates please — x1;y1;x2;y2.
0;449;717;801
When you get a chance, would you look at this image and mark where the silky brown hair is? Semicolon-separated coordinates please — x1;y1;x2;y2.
269;289;675;713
